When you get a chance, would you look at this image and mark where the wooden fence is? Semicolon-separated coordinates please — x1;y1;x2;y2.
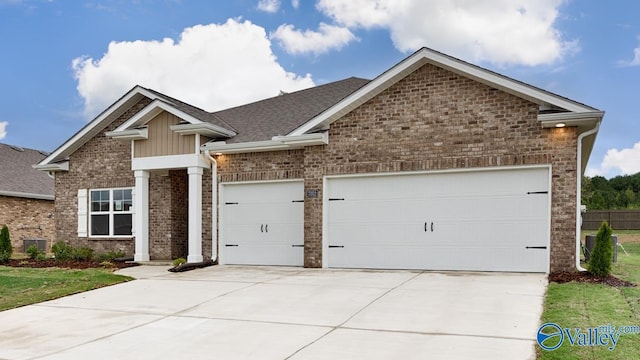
582;210;640;230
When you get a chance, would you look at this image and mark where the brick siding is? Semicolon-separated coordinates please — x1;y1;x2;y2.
0;196;55;252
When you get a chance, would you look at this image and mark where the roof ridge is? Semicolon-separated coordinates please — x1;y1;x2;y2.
211;77;371;115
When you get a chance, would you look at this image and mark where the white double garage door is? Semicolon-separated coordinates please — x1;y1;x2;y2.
220;166;550;272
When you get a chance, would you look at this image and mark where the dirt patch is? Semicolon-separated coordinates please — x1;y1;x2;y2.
550;271;636;288
618;234;640;244
5;258;139;270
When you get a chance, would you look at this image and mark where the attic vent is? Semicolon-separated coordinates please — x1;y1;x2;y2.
279;90;288;96
9;145;24;152
38;150;50;156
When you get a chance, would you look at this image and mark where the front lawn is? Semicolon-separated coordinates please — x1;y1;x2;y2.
0;266;132;311
538;239;640;359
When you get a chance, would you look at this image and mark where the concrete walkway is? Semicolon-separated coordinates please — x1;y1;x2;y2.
0;266;547;359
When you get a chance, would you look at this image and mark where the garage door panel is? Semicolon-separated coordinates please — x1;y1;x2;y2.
326;168;550;272
222;181;303;266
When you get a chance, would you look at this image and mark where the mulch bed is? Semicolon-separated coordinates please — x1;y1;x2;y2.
549;271;636;288
5;258;139;270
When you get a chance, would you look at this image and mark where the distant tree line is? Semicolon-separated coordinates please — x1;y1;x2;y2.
582;172;640;210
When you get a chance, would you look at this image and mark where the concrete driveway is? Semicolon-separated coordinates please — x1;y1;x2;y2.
0;266;546;359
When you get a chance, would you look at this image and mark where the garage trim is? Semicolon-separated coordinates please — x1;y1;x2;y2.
321;165;552;272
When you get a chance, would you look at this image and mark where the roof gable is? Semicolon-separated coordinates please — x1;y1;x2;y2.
289;47;603;136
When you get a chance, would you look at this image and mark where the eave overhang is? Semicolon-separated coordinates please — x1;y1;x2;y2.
201;132;328;154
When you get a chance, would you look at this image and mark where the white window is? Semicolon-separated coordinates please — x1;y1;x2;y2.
89;188;133;237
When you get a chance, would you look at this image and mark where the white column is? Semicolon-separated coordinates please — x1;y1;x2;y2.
187;166;204;263
134;170;150;262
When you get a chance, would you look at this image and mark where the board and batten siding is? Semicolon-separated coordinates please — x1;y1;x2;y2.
134;111;196;158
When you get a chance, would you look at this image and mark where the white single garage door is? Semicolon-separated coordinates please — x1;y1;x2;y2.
221;181;304;266
325;167;550;272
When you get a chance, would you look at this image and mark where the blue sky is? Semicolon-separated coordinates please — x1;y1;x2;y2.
0;0;638;178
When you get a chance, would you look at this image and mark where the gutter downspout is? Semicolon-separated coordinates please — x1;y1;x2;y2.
576;121;600;271
204;150;218;263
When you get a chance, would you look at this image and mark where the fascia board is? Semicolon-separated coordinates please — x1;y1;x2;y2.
170;122;236;138
113;100;202;131
201;133;328;154
33;161;69;172
0;190;54;201
105;127;148;140
38;86;159;166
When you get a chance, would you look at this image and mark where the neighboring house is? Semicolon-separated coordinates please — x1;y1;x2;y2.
0;143;55;252
36;48;604;273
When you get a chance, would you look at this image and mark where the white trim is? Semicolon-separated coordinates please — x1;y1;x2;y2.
113;100;236;137
77;189;88;238
170;122;234;138
323;163;552;181
132;154;209;171
33;161;69;172
0;190;54;201
201;133;328;154
38;86;158;167
88;187;134;238
539;111;605;129
289;47;601;136
105;127;148;140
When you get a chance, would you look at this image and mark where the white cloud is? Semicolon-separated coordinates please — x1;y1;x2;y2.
316;0;574;66
0;121;7;140
623;37;640;66
72;19;314;119
257;0;280;13
271;22;357;55
291;0;300;9
587;142;640;177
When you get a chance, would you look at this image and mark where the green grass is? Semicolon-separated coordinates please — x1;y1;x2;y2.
0;266;132;311
538;243;640;359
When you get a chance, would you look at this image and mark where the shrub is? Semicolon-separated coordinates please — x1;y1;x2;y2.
0;224;12;263
52;242;74;261
26;244;45;260
172;258;187;267
71;247;94;262
96;250;126;262
588;220;614;277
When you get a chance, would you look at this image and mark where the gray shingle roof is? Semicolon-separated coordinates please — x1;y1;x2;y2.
0;143;54;199
211;77;370;143
143;88;238;133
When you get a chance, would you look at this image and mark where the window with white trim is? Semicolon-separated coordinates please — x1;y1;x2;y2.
89;188;133;237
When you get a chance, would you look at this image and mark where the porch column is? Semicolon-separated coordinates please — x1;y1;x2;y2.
187;166;204;263
134;170;150;261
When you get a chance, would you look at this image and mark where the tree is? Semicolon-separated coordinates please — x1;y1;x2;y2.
0;224;11;263
588;220;613;277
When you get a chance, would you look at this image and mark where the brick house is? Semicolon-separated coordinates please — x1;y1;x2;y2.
37;48;604;272
0;143;55;252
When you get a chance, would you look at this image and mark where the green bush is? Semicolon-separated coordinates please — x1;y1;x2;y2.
52;242;74;261
72;247;95;261
588;220;614;277
0;224;12;263
26;244;45;260
172;257;187;267
96;250;126;262
52;242;95;262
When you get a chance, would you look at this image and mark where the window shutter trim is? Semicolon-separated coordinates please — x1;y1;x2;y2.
78;189;88;237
